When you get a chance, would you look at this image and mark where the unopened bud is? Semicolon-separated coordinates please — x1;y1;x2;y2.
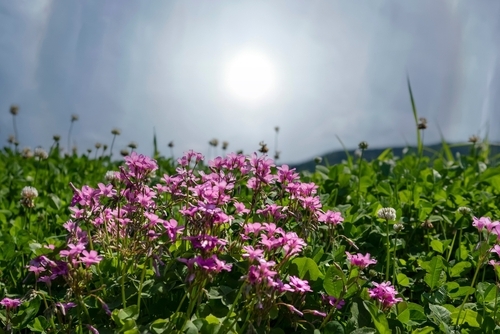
358;141;369;150
393;223;404;233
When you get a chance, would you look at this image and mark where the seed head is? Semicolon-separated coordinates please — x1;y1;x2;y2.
71;114;79;122
222;141;229;150
421;220;434;229
53;135;60;142
417;117;427;130
7;135;15;144
120;149;129;157
377;207;397;221
259;141;269;153
468;135;479;144
95;142;102;149
34;147;48;160
168;141;174;148
111;128;121;136
209;138;219;147
314;156;322;164
102;144;108;151
274;151;280;160
128;142;137;149
275;126;280;133
87;149;92;154
10;105;19;115
358;141;369;150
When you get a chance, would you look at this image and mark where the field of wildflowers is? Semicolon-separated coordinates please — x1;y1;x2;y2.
1;103;500;333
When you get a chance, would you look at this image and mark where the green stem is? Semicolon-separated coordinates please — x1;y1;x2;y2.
455;256;484;326
121;260;129;307
220;282;247;334
447;230;458;262
136;259;149;315
385;219;391;281
392;232;398;285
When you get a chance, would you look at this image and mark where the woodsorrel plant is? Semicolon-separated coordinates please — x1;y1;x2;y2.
1;150;401;333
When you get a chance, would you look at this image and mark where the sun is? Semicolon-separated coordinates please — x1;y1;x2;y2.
224;49;277;102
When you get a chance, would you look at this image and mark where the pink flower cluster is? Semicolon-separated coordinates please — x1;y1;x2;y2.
0;297;21;309
346;252;377;270
369;281;402;309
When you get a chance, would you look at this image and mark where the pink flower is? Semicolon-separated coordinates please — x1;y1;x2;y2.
346;252;377;269
473;216;499;232
0;297;22;309
80;250;103;267
369;281;402;309
318;210;344;225
242;246;264;262
289;276;312;293
491;245;500;257
321;294;345;309
234;201;250;215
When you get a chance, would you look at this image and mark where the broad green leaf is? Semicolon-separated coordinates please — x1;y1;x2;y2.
411;326;434;334
428;304;451;325
324;321;344;334
289;257;322;281
423;256;445;290
396;273;410;287
323;264;346;298
363;301;391;334
449;261;472;277
350;329;377;334
476;282;497;304
430;240;443;254
450;309;482;327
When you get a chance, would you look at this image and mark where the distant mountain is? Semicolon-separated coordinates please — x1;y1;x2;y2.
290;142;500;172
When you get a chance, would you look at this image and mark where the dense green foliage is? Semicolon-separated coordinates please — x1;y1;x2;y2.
0;139;500;333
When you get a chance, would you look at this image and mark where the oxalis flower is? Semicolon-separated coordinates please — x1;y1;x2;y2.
0;297;22;309
346;252;377;269
369;281;402;309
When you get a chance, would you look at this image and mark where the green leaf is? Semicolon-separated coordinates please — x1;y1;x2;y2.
411;326;435;334
428;304;451;325
27;316;49;332
476;282;497;304
48;194;61;210
350;329;377;334
397;273;410;287
363;301;391;334
289;257;322;281
324;321;344;334
450;309;482;327
430;240;443;254
323;264;346;298
423;256;445;290
449;261;472;278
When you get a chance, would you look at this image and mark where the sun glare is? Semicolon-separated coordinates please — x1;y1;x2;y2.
224;50;277;102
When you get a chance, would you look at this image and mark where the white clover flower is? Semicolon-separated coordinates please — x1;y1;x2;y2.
21;147;33;158
34;147;48;159
20;186;38;208
105;171;119;182
377;207;396;221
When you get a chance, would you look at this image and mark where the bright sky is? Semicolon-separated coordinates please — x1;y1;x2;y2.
1;1;499;163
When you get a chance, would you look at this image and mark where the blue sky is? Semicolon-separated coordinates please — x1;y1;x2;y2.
1;1;499;163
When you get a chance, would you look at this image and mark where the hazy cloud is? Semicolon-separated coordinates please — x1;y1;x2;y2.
0;0;498;163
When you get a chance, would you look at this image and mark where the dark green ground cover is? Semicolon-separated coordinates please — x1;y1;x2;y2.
0;139;499;333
